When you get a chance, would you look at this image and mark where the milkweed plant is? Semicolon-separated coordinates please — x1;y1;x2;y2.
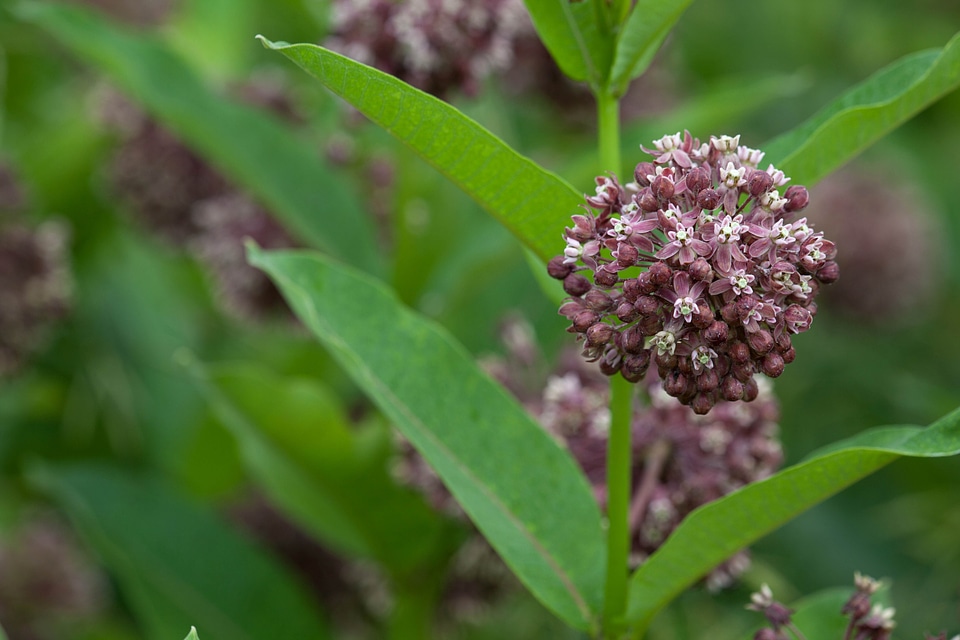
5;1;960;639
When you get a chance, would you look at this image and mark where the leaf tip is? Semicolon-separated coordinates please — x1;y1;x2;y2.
254;35;289;50
244;237;264;266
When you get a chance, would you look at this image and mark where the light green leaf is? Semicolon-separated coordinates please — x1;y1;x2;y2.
31;463;330;640
765;29;960;185
522;0;615;86
625;407;960;633
184;627;200;640
609;0;695;93
248;246;606;632
256;36;583;264
185;357;460;577
16;2;381;272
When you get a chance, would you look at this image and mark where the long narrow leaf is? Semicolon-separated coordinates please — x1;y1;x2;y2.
625;407;960;632
609;0;695;92
187;358;460;577
765;30;960;185
17;2;382;272
522;0;614;86
256;37;583;264
31;463;330;640
248;245;606;632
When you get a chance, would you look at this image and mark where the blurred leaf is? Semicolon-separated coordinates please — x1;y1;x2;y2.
609;0;695;92
183;628;199;640
626;406;960;632
765;29;960;185
187;358;459;577
17;2;382;273
256;37;583;263
522;0;614;86
164;0;258;80
248;246;606;633
31;463;330;640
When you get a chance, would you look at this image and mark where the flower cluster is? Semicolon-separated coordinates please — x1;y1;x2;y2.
746;574;958;640
550;132;839;414
0;219;72;378
326;0;529;98
98;88;301;321
809;166;942;323
534;365;782;590
399;317;783;590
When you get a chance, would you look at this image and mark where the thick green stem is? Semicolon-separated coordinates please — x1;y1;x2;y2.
603;374;634;637
597;89;631;639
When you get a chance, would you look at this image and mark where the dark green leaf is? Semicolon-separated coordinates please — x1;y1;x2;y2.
522;0;614;86
248;246;606;632
256;36;583;264
31;463;330;640
186;358;459;576
609;0;695;92
16;2;382;272
765;30;960;185
626;407;960;632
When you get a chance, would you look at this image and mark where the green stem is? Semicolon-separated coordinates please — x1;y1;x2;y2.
603;375;634;637
387;582;437;640
597;88;631;639
597;92;622;177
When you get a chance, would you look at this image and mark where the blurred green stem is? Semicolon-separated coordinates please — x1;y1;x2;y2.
597;90;632;639
388;582;436;640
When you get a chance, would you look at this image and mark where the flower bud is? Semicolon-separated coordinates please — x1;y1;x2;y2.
616;243;639;267
547;255;573;279
747;170;774;197
696;369;720;393
651;175;675;200
616;302;639;322
697;188;720;210
638;189;659;212
647;262;672;286
688;257;713;281
584;289;614;312
729;341;751;363
572;310;600;332
586;322;615;346
594;268;619;288
621;351;651;382
563;274;592;296
635;295;660;316
747;330;774;355
721;376;744;401
783;185;809;212
691;393;715;415
634;162;655;186
761;352;785;378
622;278;641;301
622;325;646;354
743;377;760;402
704;320;729;344
817;260;840;284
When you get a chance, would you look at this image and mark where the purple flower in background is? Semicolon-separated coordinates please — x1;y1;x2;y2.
549;131;839;414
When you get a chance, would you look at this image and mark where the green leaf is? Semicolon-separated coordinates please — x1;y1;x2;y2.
625;406;960;632
30;463;330;640
256;36;582;264
764;30;960;185
609;0;695;93
248;246;606;632
522;0;615;86
16;2;382;272
185;357;460;577
184;628;200;640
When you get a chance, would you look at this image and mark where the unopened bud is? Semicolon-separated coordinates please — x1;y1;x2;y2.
547;255;573;279
783;184;809;212
563;274;592;296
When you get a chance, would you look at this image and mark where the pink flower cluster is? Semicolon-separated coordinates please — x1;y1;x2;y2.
549;132;839;414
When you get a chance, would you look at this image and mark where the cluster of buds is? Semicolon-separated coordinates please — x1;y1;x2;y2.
809;166;942;323
0;172;72;377
399;317;783;590
0;514;105;640
534;365;782;589
550;132;839;414
326;0;529;98
98;88;301;320
747;574;956;640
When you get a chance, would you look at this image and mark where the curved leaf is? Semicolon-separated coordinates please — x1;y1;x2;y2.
17;2;382;272
522;0;614;86
625;407;960;632
186;358;460;577
609;0;695;92
256;37;583;264
765;30;960;185
184;628;200;640
31;463;330;640
248;246;606;633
